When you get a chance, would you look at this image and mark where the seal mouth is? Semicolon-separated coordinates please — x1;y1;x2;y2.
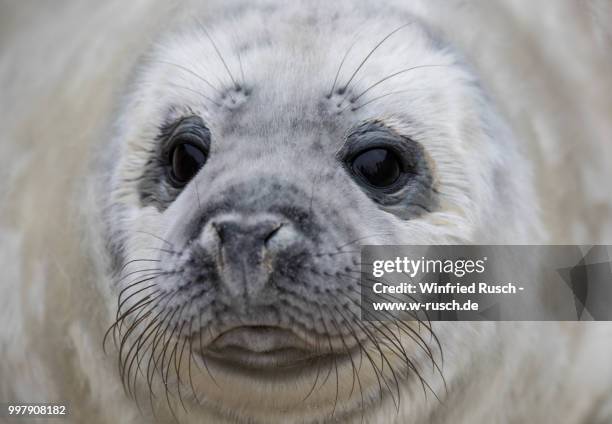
199;325;337;370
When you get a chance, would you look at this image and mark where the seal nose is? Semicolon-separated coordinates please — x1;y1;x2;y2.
213;219;282;249
211;214;287;306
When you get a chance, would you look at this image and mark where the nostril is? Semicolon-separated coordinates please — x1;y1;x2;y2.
211;220;246;244
211;221;227;242
263;222;284;247
210;217;286;249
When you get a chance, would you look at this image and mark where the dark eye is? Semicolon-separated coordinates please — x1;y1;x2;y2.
351;148;401;188
169;142;207;185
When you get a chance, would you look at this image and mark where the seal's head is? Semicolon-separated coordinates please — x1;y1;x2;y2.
101;2;539;422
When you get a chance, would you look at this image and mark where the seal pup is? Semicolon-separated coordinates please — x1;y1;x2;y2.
1;1;612;423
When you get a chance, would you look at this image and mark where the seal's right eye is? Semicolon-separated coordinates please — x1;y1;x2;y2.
169;142;207;186
160;116;210;188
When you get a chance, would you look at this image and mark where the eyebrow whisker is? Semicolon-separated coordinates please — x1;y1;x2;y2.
350;64;447;102
340;23;412;94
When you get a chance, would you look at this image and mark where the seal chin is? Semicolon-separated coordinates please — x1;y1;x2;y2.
200;326;332;370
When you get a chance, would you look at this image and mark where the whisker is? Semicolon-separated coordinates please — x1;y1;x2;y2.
341;295;433;402
328;306;364;413
130;318;163;410
153;59;223;95
146;292;181;396
117;276;162;318
195;18;239;90
193;178;202;211
171;321;189;413
126;295;173;398
198;314;220;388
119;258;161;273
124;308;165;396
335;232;394;250
301;313;324;401
104;291;159;353
157;308;185;423
314;250;361;258
328;34;362;97
165;81;222;108
347;89;429;112
350;64;448;102
136;247;179;256
133;230;175;248
316;305;340;417
341;273;446;395
336;304;401;411
187;318;201;404
117;268;164;284
333;305;385;404
340;23;411;94
231;31;246;87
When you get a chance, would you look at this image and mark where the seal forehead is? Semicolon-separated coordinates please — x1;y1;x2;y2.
146;12;453;137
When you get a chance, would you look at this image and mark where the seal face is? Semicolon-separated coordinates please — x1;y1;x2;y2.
101;2;538;421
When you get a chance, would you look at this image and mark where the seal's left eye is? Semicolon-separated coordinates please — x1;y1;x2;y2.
351;148;401;188
169;142;207;185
